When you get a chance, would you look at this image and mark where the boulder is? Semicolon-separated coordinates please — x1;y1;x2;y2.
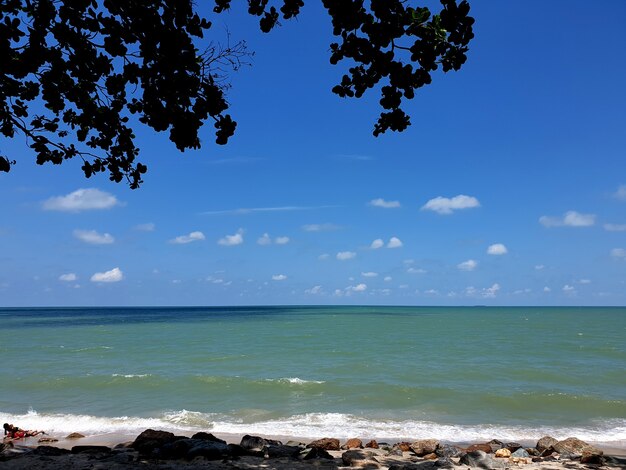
66;432;85;439
524;447;539;456
342;449;374;465
435;457;456;469
511;448;530;458
299;446;334;460
486;439;504;452
37;437;58;443
535;435;558;453
71;445;112;454
240;434;281;451
504;442;522;452
191;432;226;444
393;442;412;452
307;437;340;451
131;429;179;455
435;443;462;458
410;439;439;456
465;443;493;453
494;448;511;458
185;440;230;460
342;438;364;449
365;440;379;449
550;437;602;459
580;448;605;464
34;446;70;456
265;444;301;458
459;450;506;469
423;453;438;460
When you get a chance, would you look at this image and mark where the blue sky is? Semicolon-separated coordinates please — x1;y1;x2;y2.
1;1;625;306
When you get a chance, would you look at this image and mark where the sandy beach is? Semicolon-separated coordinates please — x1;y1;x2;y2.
2;429;625;469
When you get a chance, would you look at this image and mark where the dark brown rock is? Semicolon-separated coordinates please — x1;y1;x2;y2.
265;444;301;458
393;442;412;452
307;437;340;451
423;452;438;460
65;432;85;439
240;434;281;451
535;435;558;453
504;442;522;452
580;449;604;465
34;446;70;456
342;438;364;449
365;440;379;449
465;443;493;453
486;439;504;452
131;429;178;455
342;449;374;465
71;445;112;454
191;432;226;444
300;446;334;460
410;439;439;456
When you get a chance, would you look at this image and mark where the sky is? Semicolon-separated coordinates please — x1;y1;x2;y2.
1;1;625;307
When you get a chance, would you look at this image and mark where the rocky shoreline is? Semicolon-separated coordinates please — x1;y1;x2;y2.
1;429;625;469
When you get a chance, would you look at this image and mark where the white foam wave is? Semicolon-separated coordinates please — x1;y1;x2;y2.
1;410;624;448
111;374;151;378
266;377;326;385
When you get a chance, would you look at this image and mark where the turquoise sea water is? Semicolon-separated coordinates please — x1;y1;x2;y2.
0;306;625;447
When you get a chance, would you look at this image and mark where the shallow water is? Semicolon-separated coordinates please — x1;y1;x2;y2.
1;306;624;447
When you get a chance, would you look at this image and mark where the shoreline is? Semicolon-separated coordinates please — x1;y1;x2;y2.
3;429;626;470
8;430;626;456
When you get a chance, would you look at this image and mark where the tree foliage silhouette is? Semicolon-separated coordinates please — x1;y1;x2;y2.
0;0;474;188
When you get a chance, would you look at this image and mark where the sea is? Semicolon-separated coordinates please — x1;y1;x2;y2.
0;306;625;448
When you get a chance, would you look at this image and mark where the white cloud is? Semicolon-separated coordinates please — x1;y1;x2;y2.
425;289;439;295
611;248;626;259
535;265;545;270
302;223;340;232
272;274;287;281
73;229;115;245
604;223;626;232
275;236;290;245
539;211;596;227
387;237;403;248
361;272;378;278
218;229;244;246
348;283;367;292
369;198;401;209
457;259;478;271
614;185;626;201
43;188;121;212
421;194;480;215
257;233;272;246
482;283;501;298
318;253;330;260
543;286;551;292
562;284;576;293
487;243;508;255
370;238;384;249
170;231;205;244
90;267;123;283
407;267;426;274
59;273;77;282
337;251;356;261
134;223;155;232
305;285;322;295
578;279;591;284
384;276;392;282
